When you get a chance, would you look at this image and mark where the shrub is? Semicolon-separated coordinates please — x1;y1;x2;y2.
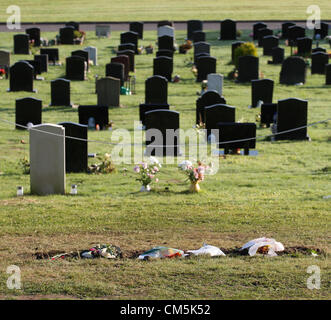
234;42;258;68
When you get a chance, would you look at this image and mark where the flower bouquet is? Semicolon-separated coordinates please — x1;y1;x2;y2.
134;157;161;192
0;68;6;80
178;160;208;193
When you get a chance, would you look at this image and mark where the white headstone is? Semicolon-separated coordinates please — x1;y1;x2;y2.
29;124;66;195
84;46;98;66
158;26;175;38
207;73;224;96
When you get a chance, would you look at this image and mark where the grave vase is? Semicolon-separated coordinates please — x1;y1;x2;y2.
140;184;151;192
189;181;200;193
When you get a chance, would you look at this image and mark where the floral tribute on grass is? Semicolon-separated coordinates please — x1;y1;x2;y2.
178;160;210;193
88;153;116;174
134;157;161;192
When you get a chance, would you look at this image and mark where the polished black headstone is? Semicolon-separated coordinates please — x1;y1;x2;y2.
15;97;42;129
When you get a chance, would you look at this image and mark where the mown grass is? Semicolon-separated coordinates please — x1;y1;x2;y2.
0;0;330;22
0;27;330;299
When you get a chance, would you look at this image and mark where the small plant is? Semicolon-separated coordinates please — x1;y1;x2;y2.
134;157;161;191
178;160;207;184
88;153;116;174
19;156;30;174
234;42;258;68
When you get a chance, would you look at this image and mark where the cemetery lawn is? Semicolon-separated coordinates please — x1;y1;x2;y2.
0;0;331;22
0;29;330;300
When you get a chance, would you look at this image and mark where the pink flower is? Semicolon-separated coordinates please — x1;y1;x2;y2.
155;178;159;183
134;166;140;173
142;162;148;169
148;174;155;179
197;166;205;174
153;166;159;172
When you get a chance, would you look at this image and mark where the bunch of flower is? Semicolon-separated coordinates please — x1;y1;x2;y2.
178;160;208;183
88;153;116;174
134;157;161;187
0;68;6;77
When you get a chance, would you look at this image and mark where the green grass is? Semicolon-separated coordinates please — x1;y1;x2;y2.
0;28;330;299
0;0;330;22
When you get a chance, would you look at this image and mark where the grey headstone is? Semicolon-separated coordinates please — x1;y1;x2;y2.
0;50;10;66
84;46;97;66
207;74;223;96
96;25;110;38
158;25;175;38
30;124;66;195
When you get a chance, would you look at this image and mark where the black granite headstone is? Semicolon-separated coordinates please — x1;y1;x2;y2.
26;28;41;47
9;61;34;92
139;103;170;126
15;97;42;129
311;52;329;74
111;55;129;81
145;109;180;157
129;22;143;39
220;19;237;40
120;31;139;54
281;22;296;39
145;75;168;105
261;103;277;127
314;22;329;39
297;37;312;56
279;56;306;85
40;48;59;64
117;49;135;72
262;35;279;56
217;122;256;155
253;22;267;40
66;56;86;81
153;56;173;82
237;55;259;83
34;54;48;73
325;64;331;85
193;31;206;43
196;56;216;82
58;122;88;173
187;20;203;40
60;26;75;45
78;105;109;130
158;35;175;52
105;62;125;86
205;104;235;139
196;90;226;124
14;34;30;54
251;79;274;108
275;98;308;140
50;78;71;106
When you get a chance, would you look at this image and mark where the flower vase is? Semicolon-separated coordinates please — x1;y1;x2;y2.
189;181;200;193
140;185;151;192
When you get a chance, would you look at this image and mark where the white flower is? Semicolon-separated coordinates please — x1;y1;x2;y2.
148;156;162;167
178;160;193;170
